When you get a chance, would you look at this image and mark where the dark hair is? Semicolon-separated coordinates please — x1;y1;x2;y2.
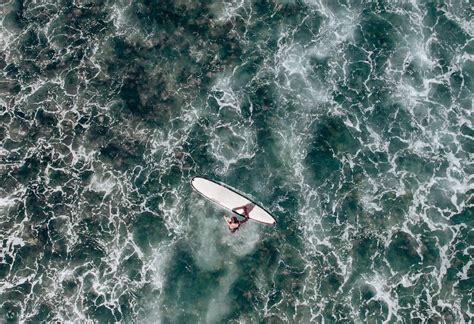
231;216;238;222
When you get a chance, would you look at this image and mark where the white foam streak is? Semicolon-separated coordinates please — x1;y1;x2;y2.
213;0;251;23
365;274;401;323
109;1;134;36
204;75;258;173
0;195;16;211
89;172;117;195
206;265;237;323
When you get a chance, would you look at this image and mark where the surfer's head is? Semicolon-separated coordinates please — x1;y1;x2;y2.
231;216;238;223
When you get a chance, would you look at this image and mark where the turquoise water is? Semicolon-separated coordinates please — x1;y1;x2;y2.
0;0;472;322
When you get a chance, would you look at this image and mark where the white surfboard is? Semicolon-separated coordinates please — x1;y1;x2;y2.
191;176;276;225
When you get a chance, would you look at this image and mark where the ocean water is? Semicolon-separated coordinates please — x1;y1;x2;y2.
0;0;472;322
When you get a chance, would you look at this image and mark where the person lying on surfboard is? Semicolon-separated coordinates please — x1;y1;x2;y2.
223;205;252;233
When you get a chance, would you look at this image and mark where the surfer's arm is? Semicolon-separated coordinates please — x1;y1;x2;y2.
223;216;232;225
232;206;244;213
232;206;249;218
238;217;249;225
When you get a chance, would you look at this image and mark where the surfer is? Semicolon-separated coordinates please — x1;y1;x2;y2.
224;215;247;233
223;205;251;233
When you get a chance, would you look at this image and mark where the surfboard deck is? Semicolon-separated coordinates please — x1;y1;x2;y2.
191;176;276;225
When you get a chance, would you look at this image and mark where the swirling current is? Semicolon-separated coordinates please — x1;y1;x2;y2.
0;0;472;322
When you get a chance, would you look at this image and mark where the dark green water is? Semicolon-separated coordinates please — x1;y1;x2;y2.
0;0;472;322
